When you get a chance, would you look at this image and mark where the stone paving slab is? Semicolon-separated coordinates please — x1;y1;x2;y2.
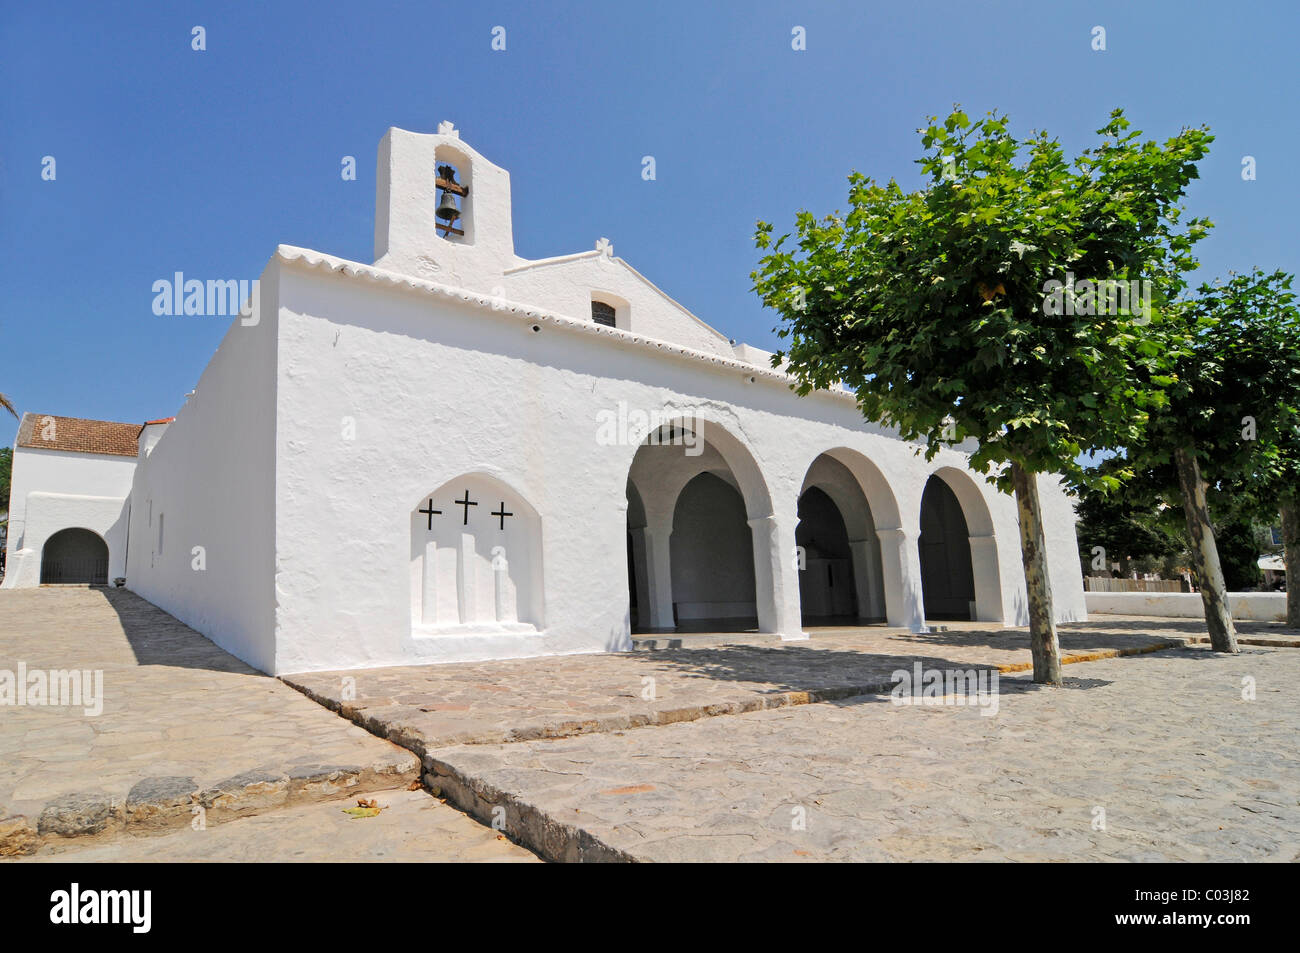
283;615;1294;756
421;645;1300;862
19;787;539;863
0;589;418;856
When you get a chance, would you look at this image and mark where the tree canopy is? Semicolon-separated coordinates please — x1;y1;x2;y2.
752;108;1213;493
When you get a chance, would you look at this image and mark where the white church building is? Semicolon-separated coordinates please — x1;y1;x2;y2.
4;123;1087;675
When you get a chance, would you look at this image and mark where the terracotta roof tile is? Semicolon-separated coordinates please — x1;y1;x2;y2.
15;413;141;457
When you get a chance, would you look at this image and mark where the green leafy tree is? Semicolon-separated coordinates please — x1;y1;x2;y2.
1132;269;1300;646
753;107;1212;683
0;446;11;513
1075;456;1182;577
1216;516;1264;592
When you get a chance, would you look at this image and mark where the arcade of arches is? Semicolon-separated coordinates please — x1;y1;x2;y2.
624;426;999;634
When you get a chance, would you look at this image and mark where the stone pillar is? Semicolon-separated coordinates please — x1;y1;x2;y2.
750;513;806;640
968;534;1002;622
848;536;883;619
643;525;675;629
877;527;926;631
628;526;652;627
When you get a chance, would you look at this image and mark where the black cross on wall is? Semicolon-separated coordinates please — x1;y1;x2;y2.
490;502;513;530
455;490;478;525
418;499;442;529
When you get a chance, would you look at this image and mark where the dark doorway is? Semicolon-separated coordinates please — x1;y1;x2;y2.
918;477;975;620
796;486;859;622
40;528;108;585
670;472;757;631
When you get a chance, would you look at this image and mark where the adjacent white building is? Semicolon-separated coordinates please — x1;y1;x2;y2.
5;124;1087;674
2;414;153;588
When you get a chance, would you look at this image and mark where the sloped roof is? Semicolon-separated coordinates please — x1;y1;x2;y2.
15;413;141;457
275;245;802;386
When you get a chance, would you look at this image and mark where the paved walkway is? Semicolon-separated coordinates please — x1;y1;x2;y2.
0;589;419;855
283;615;1290;754
425;645;1300;861
20;787;538;863
5;588;1297;862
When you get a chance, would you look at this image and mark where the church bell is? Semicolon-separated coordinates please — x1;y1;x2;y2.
436;189;461;223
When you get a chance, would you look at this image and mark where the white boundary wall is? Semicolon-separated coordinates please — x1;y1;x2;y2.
1086;591;1286;622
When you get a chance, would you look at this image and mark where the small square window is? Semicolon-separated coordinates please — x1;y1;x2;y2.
592;300;617;327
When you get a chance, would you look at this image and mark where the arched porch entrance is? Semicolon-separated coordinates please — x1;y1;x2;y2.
624;416;775;634
40;528;108;585
797;450;896;626
918;468;1004;623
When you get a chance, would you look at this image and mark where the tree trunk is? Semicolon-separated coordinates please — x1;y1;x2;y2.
1011;462;1061;684
1173;444;1238;653
1281;500;1300;629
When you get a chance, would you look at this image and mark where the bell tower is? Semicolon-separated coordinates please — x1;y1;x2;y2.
373;122;517;290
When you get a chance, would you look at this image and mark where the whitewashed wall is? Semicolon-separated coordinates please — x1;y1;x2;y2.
1087;591;1285;622
266;252;1086;674
124;266;280;673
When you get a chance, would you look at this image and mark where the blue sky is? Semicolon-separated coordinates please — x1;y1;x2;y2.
3;0;1297;446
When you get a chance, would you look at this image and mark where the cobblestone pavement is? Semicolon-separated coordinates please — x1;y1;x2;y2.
6;588;1297;862
20;788;539;862
0;589;418;855
285;615;1295;754
424;645;1300;862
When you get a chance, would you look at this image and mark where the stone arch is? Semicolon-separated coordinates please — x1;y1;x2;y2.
920;466;1004;622
616;411;774;522
40;527;109;585
621;412;779;633
409;472;542;632
799;448;903;625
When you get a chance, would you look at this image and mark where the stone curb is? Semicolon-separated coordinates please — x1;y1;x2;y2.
993;639;1186;673
1182;636;1300;649
421;759;635;863
0;759;418;858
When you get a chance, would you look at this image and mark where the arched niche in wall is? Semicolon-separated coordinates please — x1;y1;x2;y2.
409;473;542;634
